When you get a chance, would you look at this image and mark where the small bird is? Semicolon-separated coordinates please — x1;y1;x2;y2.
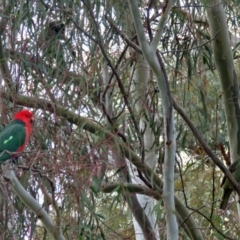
0;109;34;164
220;160;240;209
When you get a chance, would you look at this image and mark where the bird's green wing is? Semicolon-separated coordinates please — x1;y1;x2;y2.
229;161;239;172
0;120;26;163
221;161;239;187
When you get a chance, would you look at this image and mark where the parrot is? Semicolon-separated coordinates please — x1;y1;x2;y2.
220;159;240;209
0;109;34;164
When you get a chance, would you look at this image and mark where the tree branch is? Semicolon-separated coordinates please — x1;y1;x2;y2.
172;98;240;197
0;91;203;239
128;1;178;238
0;35;16;94
2;163;65;240
151;0;177;51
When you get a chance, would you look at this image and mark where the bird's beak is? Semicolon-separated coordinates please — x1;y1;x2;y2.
31;117;34;123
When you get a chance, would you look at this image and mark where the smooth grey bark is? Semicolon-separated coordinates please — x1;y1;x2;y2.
128;0;178;239
125;194;158;240
204;0;240;161
130;53;159;239
151;0;177;51
2;163;65;240
204;0;240;217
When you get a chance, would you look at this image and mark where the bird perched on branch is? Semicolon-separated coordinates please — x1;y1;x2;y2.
38;21;65;51
0;110;34;164
37;21;75;75
220;159;240;209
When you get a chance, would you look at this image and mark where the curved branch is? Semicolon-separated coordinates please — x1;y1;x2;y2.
0;91;204;240
172;98;240;198
151;0;177;51
2;163;65;240
204;0;240;161
102;183;162;199
102;183;203;240
128;1;178;238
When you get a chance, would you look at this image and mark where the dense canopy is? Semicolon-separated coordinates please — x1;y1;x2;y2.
0;1;240;239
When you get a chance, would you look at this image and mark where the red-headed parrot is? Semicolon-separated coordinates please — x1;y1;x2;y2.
0;109;33;164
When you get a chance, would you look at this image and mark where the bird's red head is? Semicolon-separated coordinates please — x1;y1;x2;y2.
14;109;34;124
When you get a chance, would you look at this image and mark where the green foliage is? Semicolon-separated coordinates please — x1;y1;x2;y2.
1;0;240;239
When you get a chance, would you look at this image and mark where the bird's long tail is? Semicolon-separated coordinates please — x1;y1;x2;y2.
220;189;232;210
